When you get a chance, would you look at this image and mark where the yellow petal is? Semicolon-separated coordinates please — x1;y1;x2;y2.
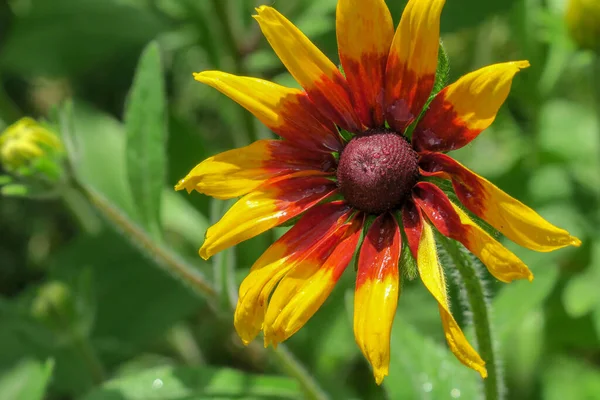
264;216;361;346
385;0;445;131
413;181;534;283
254;6;361;132
194;71;341;152
199;172;336;259
419;152;581;252
336;0;394;127
234;201;353;344
417;220;487;378
175;140;334;199
354;213;401;385
414;61;530;152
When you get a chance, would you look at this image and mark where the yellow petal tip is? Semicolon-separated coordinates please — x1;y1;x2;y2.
198;246;210;260
570;236;582;247
479;366;488;379
516;60;531;69
374;369;388;386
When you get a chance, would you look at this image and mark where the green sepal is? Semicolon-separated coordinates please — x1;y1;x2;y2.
353;214;377;272
338;128;354;143
400;237;419;281
404;41;450;140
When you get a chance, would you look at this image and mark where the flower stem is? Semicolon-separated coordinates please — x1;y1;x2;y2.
271;345;329;400
439;236;502;400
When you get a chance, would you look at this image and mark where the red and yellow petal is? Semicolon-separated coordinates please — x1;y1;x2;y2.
420;152;581;252
417;219;487;377
175;140;335;198
402;198;423;259
354;213;401;385
336;0;394;127
199;171;337;260
385;0;445;132
234;201;353;344
413;182;533;283
263;213;363;346
413;61;530;152
194;71;342;152
254;6;362;133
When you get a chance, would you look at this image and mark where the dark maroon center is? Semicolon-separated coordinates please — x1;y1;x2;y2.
336;130;419;214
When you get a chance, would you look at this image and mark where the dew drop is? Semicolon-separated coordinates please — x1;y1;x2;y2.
422;382;433;393
451;388;461;398
152;378;163;390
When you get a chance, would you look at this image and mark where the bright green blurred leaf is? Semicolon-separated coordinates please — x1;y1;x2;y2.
493;264;559;342
0;358;54;400
563;240;600;318
385;316;480;400
542;357;600;400
82;365;301;400
0;0;167;76
125;41;167;238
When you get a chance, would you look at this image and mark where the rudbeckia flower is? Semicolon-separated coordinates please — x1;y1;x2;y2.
177;0;581;384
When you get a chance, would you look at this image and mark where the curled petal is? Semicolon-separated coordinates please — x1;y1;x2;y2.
414;182;533;283
200;172;337;259
194;71;341;152
385;0;445;132
336;0;394;127
354;213;401;385
263;213;363;346
420;152;581;252
417;219;487;377
413;61;530;152
254;6;362;133
175;140;335;198
234;201;353;344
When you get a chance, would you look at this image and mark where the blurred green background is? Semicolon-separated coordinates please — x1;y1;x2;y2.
1;0;599;399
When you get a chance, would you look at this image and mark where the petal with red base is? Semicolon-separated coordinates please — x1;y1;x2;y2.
336;0;394;127
420;152;581;252
385;0;445;132
402;198;423;260
263;213;362;346
354;213;401;385
176;140;336;198
417;219;487;377
254;6;362;133
200;171;337;260
413;182;533;283
194;71;342;152
234;201;353;344
413;61;530;152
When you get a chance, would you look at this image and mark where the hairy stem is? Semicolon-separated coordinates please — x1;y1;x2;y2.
439;236;502;400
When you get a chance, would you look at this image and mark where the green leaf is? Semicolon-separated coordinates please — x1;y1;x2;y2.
0;0;167;76
0;175;13;185
385;316;480;400
542;357;600;400
82;365;301;400
493;264;559;342
1;184;28;197
0;358;54;400
563;240;600;318
125;41;168;239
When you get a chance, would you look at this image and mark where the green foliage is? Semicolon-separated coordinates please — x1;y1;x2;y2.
83;365;301;400
0;0;599;399
124;42;168;239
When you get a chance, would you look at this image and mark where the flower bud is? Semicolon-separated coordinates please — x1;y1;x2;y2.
566;0;600;53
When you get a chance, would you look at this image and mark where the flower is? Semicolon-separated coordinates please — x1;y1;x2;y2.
176;0;581;384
